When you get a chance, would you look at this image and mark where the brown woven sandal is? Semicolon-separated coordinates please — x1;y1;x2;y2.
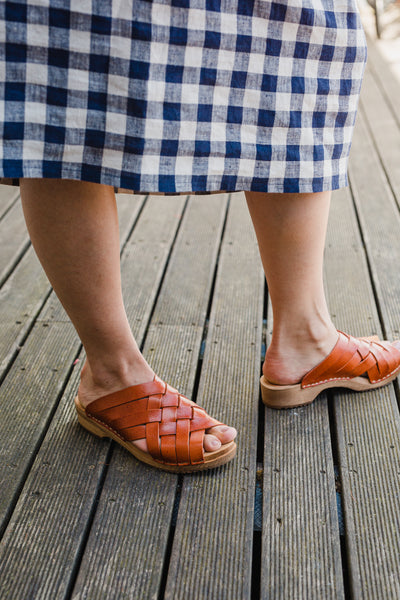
75;375;236;473
261;331;400;409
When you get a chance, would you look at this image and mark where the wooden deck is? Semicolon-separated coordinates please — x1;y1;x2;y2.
1;7;400;599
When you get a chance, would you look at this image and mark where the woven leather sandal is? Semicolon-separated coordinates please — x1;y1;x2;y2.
261;331;400;409
75;375;236;472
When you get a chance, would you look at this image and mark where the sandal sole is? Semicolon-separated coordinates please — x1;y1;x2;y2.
260;366;400;409
75;396;236;473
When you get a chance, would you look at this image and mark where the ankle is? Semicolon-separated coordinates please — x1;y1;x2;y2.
78;355;154;407
275;313;336;345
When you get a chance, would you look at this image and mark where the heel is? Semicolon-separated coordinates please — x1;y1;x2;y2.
260;376;317;409
74;396;109;438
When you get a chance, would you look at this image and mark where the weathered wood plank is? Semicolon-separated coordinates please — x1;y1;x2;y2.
327;126;400;599
71;194;228;600
149;196;228;327
0;367;103;597
0;200;30;287
349;109;400;340
0;248;51;378
363;31;400;130
164;193;263;600
346;107;400;598
262;397;343;599
359;62;400;206
0;195;186;598
0;184;19;220
0;320;80;537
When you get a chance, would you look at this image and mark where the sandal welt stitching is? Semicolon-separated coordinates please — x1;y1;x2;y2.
85;411;130;444
302;364;400;389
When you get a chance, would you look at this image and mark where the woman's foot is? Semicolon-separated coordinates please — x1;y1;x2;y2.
263;326;339;385
261;331;400;409
78;360;237;454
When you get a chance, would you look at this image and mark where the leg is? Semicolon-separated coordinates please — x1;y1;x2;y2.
20;179;236;456
245;190;338;385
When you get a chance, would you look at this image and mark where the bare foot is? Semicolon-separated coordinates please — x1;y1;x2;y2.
263;329;339;385
78;361;237;453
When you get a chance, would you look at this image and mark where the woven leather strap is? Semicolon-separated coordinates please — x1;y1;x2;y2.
85;376;221;466
302;331;400;389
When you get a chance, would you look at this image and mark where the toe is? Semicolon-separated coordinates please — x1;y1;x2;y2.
203;434;222;452
134;438;148;452
207;424;237;445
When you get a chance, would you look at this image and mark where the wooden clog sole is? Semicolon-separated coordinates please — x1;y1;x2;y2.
260;365;400;409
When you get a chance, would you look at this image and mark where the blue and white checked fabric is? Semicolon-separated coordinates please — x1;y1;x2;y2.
0;0;367;194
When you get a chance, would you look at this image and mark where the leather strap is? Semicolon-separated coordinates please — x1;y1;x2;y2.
85;376;221;466
302;331;400;388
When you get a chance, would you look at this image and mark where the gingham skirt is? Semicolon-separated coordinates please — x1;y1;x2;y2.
0;0;367;194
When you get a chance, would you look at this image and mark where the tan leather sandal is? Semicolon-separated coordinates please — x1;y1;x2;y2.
75;375;236;472
261;331;400;409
